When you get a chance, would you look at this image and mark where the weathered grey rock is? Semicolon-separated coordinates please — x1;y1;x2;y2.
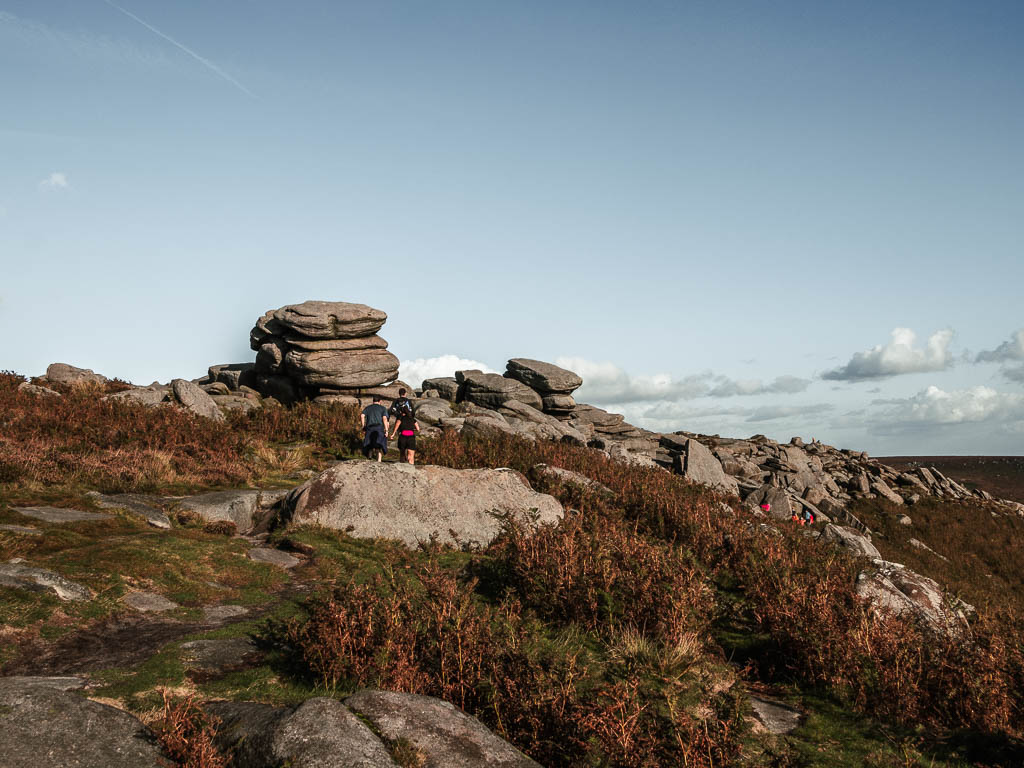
123;591;179;612
171;378;225;421
181;637;258;674
413;398;454;427
261;301;388;340
540;393;576;414
856;562;972;636
871;480;904;505
86;492;171;529
103;387;168;407
909;538;948;560
0;562;91;600
284;462;563;549
505;358;582;395
898;514;913;525
248;548;301;568
14;506;112;523
209;697;399;768
821;524;881;559
0;676;166;767
573;403;627;431
44;362;107;387
177;490;266;533
744;486;794;520
17;381;61;397
748;695;802;735
255;338;289;373
284;334;390;352
212;393;261;413
209;362;257;390
421;377;460;401
203;381;232;396
346;689;541;768
202;604;250;622
673;439;739;495
456;370;543;410
529;464;613;496
285;347;400;389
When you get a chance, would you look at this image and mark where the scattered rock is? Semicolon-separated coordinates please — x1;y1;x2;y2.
104;387;169;407
17;381;61;397
122;591;179;612
0;676;166;768
176;490;266;533
421;377;459;401
857;561;973;636
821;524;881;559
747;695;802;735
346;689;541;768
44;362;107;387
171;378;226;421
529;464;613;497
248;548;301;569
85;492;172;529
283;462;563;549
202;604;250;622
182;637;259;675
0;562;91;601
673;439;739;495
13;506;112;524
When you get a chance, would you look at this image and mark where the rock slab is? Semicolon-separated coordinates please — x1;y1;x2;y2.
0;676;166;767
284;462;563;548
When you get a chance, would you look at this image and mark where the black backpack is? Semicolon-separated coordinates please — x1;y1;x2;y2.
390;397;414;420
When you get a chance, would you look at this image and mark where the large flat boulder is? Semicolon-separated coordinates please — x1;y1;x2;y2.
422;376;459;401
456;370;543;410
0;676;166;767
856;562;973;636
14;506;111;524
504;358;582;395
176;490;271;533
821;524;881;559
346;689;541;768
283;462;563;548
285;347;400;389
254;301;387;341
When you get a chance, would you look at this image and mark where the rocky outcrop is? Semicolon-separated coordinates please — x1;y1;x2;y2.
249;301;399;403
505;358;582;420
456;370;543;410
346;689;541;768
0;676;166;767
282;462;563;548
17;381;61;398
856;561;974;637
175;490;285;534
820;524;881;559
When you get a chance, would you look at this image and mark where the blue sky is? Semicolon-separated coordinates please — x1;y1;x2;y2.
2;1;1022;454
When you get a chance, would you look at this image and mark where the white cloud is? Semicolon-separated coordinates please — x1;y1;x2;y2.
822;328;954;381
38;172;69;190
976;330;1024;363
557;357;810;404
870;385;1024;428
557;357;711;404
399;355;496;387
708;375;810;397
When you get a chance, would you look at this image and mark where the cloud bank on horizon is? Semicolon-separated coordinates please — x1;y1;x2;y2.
399;323;1024;454
822;328;954;382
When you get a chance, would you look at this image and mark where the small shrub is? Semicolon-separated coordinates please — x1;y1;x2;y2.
151;690;228;768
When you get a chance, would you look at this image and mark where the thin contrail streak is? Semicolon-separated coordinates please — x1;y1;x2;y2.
101;0;254;97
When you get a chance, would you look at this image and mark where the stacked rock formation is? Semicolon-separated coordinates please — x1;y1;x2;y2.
504;359;582;420
249;301;402;405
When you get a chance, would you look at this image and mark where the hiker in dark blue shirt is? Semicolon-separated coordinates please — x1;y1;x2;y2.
360;396;389;461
